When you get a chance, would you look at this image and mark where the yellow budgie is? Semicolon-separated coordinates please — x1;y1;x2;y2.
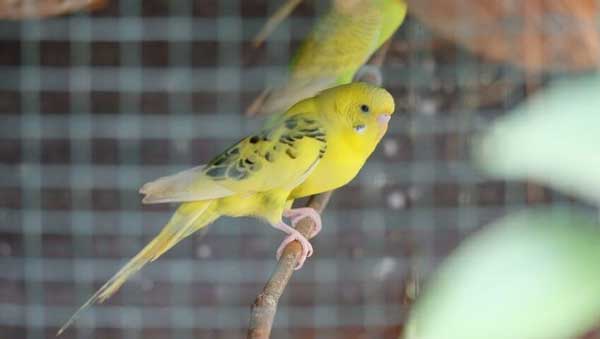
246;0;407;117
58;82;395;334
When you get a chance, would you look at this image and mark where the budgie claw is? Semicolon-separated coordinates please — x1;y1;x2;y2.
284;207;322;238
273;221;313;270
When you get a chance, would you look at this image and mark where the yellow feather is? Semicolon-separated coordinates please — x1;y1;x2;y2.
57;201;216;335
140;165;234;203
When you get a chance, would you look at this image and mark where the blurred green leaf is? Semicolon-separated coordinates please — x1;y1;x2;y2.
474;74;600;204
405;209;600;339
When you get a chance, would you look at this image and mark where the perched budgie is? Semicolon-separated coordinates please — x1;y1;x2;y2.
58;82;396;334
246;0;407;117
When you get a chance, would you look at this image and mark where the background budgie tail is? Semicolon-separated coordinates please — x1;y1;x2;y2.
252;0;303;47
57;200;217;336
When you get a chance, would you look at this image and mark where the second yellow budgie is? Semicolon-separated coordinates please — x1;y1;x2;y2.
58;82;395;334
247;0;407;117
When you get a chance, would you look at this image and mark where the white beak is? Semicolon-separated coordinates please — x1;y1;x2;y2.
377;114;391;125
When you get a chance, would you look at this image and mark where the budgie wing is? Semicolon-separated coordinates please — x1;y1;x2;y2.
290;7;383;80
250;76;338;117
140;114;327;203
140;165;235;203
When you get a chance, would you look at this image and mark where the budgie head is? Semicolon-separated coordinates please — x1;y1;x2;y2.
318;82;395;147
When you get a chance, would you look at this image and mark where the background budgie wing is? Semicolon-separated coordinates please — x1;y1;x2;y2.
289;7;383;80
255;77;338;117
140;114;327;203
248;7;384;117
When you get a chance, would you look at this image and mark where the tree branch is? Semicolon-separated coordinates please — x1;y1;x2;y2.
247;192;332;339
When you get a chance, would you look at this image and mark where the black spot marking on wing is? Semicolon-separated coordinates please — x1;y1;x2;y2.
285;148;298;159
278;116;328;161
264;151;274;162
318;146;327;159
227;165;248;180
206;166;227;179
285;118;298;129
279;136;294;146
205;115;328;182
212;157;227;166
205;138;266;181
307;133;326;142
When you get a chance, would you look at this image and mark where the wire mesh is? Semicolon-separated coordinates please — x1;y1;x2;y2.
0;1;595;338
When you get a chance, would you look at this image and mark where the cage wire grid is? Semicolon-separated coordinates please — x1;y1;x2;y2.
0;0;586;338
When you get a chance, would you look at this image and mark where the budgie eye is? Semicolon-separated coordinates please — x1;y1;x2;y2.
354;124;366;134
360;104;370;113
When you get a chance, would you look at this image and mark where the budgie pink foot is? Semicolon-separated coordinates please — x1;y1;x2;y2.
273;221;313;270
283;207;322;238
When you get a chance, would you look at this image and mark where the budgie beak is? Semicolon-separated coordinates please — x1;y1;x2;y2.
377;114;391;125
376;113;392;138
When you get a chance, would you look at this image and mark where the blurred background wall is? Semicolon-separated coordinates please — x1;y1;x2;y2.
0;0;596;338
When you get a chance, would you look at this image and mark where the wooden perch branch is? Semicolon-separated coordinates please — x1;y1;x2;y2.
247;191;332;339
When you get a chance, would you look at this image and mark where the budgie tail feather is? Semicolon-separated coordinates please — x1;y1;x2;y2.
57;200;217;335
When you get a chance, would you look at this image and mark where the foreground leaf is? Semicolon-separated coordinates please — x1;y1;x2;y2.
475;75;600;204
405;209;600;339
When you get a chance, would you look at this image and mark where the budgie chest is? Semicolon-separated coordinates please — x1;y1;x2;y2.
216;188;291;224
289;134;370;199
